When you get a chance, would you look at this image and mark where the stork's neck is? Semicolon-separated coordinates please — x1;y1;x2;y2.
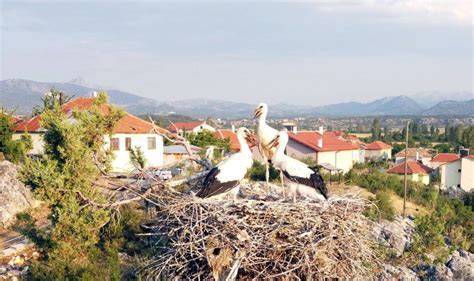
237;133;251;154
257;111;268;125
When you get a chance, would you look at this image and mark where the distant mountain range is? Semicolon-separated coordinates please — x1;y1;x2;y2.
1;78;472;118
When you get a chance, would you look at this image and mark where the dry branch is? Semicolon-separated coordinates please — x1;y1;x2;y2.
138;185;380;280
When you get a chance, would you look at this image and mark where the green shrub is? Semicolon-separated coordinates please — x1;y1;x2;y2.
247;160;280;182
365;190;395;221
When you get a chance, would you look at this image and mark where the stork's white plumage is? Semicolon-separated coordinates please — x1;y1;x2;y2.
253;103;279;183
269;131;328;201
196;127;254;200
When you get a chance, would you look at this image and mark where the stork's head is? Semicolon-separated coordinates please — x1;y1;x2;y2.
237;127;256;143
268;131;289;150
253;103;268;119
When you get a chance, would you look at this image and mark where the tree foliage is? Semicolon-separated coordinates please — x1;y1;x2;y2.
20;92;126;279
32;88;72;116
0;110;32;163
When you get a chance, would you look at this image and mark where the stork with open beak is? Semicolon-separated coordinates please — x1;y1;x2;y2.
196;127;254;201
268;131;328;202
253;103;280;184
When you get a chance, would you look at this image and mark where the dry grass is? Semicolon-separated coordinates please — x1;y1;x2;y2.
330;184;429;217
138;185;380;280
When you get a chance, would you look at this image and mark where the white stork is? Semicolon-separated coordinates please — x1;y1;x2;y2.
253;103;280;184
268;131;328;201
196;127;254;200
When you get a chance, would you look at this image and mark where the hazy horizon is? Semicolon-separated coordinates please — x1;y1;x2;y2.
1;1;472;106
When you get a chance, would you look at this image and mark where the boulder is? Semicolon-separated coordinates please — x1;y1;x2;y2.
0;161;39;227
378;264;418;280
373;216;415;257
446;250;474;280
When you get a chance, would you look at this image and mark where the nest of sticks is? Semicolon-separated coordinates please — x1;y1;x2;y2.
139;184;380;280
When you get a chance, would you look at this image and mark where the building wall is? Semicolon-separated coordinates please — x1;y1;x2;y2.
286;139;317;162
460;158;473;191
12;133;44;155
191;123;215;133
395;156;430;165
394;173;430;185
440;160;462;190
104;133;164;172
317;150;356;173
365;148;392;161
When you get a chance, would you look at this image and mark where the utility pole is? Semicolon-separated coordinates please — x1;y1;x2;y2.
403;120;409;219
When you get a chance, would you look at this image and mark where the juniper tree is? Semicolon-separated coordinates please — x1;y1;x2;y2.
20;92;126;279
0;110;32;163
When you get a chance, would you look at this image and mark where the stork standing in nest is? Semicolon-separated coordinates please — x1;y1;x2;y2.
268;131;328;202
253;103;281;184
196;127;254;200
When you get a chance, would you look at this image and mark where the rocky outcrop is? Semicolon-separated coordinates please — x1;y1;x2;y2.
446;250;474;280
0;161;38;227
373;216;415;257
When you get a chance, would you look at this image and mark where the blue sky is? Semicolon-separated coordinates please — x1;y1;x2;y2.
0;0;472;105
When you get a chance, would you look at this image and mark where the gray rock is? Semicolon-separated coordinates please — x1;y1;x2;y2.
417;264;453;280
378;264;418;280
446;250;474;280
374;216;415;257
0;266;6;274
0;161;39;227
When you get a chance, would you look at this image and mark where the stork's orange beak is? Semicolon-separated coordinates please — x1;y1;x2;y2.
253;108;262;119
268;135;280;149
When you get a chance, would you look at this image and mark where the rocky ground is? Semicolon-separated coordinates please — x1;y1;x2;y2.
375;216;474;280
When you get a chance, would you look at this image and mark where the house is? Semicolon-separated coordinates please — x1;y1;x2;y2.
439;155;474;191
167;121;215;134
386;160;433;185
213;129;261;160
163;145;201;166
364;141;392;161
13;97;166;173
394;148;433;166
429;153;460;169
285;127;362;173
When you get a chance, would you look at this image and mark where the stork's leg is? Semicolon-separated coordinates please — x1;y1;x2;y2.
265;161;270;185
280;171;284;188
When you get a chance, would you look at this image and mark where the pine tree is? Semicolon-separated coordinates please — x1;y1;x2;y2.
371;117;381;141
20;92;125;279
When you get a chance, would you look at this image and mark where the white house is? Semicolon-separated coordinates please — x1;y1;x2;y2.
439;155;474;191
429;153;460;169
364;141;392;161
13;97;166;173
394;148;433;166
167;121;215;134
386;160;433;185
285;128;362;173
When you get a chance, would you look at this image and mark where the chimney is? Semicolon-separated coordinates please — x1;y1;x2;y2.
459;147;469;158
415;151;419;161
318;126;324;135
318;138;323;148
231;124;236;133
92;91;98;98
292;126;297;134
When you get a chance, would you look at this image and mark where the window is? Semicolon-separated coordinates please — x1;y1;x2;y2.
111;138;120;150
125;137;132;151
148;137;156;150
458;169;462;173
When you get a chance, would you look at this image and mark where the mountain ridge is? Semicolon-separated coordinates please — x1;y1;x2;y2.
1;78;472;118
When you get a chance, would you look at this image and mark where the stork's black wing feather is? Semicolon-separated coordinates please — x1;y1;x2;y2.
196;167;239;198
282;168;328;199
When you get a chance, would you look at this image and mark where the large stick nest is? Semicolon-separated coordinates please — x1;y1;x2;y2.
140;184;380;280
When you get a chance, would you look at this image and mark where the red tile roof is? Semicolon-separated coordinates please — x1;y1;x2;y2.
0;113;21;124
14;97;167;134
387;161;433;175
365;141;392;150
431;153;460;163
213;130;256;151
394;148;433;158
167;121;204;132
466;155;474;160
288;131;359;152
